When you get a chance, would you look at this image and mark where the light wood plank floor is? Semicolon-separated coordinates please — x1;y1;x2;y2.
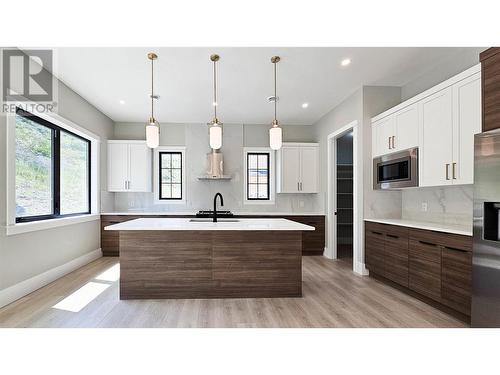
0;256;468;328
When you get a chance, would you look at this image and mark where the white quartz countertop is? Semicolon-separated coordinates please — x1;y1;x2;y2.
105;218;316;231
101;211;324;216
364;218;472;236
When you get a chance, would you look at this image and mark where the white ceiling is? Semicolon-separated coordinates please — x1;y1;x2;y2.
53;47;474;125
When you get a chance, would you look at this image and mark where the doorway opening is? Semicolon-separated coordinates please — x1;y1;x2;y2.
335;131;353;264
326;120;364;274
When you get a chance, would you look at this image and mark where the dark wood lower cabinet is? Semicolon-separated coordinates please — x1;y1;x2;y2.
365;221;472;318
101;214;325;256
365;222;409;287
409;239;441;301
365;225;385;276
441;247;472;315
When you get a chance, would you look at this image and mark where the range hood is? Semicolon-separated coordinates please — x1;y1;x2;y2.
198;149;232;180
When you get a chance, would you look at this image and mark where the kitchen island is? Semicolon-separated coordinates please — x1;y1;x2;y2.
105;218;315;299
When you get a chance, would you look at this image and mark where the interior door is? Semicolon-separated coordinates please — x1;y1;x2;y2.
394;103;419;152
128;143;152;192
300;147;319;193
280;147;301;192
108;143;129;191
420;87;454;187
374;115;396;156
452;73;481;185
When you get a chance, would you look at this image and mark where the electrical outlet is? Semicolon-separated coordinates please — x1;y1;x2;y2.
299;200;305;208
421;202;428;212
129;200;135;208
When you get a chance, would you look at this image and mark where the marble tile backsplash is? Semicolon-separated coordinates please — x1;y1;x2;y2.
401;185;473;228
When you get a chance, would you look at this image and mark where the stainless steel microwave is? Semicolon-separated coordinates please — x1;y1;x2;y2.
373;147;418;189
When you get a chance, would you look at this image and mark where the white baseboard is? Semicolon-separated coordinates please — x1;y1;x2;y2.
0;248;102;309
354;261;369;276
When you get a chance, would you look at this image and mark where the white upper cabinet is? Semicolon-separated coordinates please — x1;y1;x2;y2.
372;116;396;156
299;147;320;193
108;142;129;192
371;64;481;188
277;143;319;193
394;103;419;152
452;72;482;185
420;87;454;187
279;147;301;193
372;103;419;157
108;140;152;192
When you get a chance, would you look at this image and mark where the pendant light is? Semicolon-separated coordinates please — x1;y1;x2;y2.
145;52;160;149
269;56;282;150
208;54;222;150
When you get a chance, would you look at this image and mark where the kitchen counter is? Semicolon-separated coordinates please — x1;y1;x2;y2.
364;218;472;236
101;211;325;216
108;218;312;300
105;218;315;231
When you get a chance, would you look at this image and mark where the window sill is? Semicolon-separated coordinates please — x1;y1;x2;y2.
5;214;100;236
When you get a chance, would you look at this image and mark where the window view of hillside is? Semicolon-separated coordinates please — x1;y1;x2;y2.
15;114;90;219
15;115;53;217
60;131;89;214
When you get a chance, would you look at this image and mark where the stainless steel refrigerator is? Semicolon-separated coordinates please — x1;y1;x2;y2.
472;129;500;327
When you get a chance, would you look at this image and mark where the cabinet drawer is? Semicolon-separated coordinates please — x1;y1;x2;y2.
441;247;472;315
365;221;387;235
409;228;471;252
409;239;441;263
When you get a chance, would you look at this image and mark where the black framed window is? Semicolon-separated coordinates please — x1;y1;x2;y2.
15;107;91;223
159;152;183;200
247;152;270;200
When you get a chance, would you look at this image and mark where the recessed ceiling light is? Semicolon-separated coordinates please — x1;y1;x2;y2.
341;58;351;67
302;102;309;109
119;100;125;105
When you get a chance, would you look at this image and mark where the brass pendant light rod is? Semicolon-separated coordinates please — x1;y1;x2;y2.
211;54;219;122
271;55;280;126
148;52;158;122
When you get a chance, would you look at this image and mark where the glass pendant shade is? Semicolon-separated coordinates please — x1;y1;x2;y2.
269;126;282;150
209;123;222;150
146;120;160;149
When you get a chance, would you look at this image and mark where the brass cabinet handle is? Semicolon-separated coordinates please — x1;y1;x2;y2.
452;162;457;179
445;164;450;180
392;136;395;149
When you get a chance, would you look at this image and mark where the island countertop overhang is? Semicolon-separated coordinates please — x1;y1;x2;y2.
104;218;315;231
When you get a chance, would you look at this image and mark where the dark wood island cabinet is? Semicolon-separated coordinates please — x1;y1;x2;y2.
101;214;325;256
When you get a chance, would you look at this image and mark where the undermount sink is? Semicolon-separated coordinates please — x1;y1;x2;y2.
189;218;240;223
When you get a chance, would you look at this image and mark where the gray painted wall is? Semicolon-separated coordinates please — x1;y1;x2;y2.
0;50;114;290
311;86;402;267
110;122;320;213
401;47;486;100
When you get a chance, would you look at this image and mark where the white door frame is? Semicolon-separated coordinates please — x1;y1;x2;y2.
325;120;365;275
